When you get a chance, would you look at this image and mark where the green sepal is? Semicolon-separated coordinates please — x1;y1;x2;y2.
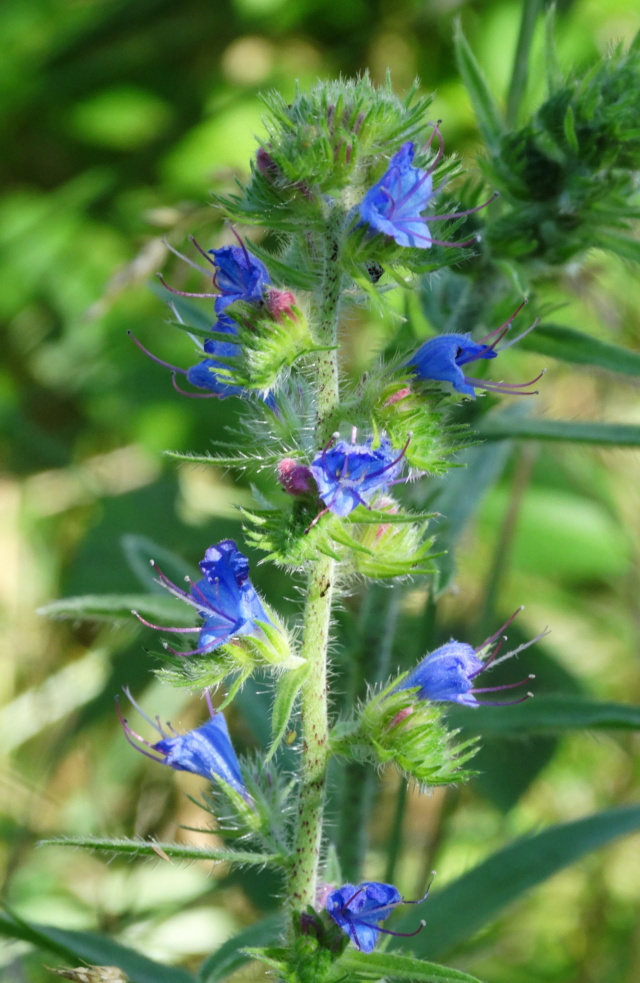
208;298;322;393
332;680;478;787
240;946;289;974
242;496;437;575
241;500;366;567
243;610;304;670
267;662;312;761
192;753;294;856
453;19;504;151
349;497;438;579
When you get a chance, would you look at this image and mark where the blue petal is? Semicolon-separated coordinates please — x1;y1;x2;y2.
209;245;270;310
407;333;496;396
359;142;435;249
325;881;403;952
309;438;402;517
153;713;247;795
193;540;271;651
399;640;484;705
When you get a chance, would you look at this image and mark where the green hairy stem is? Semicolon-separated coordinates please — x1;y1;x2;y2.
287;212;344;913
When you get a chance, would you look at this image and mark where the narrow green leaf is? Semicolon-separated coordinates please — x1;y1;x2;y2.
394;804;640;957
198;914;284;983
520;322;640;376
40;836;283;867
453;20;504;149
506;0;543;128
335;950;486;983
447;694;640;734
596;231;640;264
37;594;193;624
562;104;579;152
267;663;311;761
0;910;194;983
480;417;640;446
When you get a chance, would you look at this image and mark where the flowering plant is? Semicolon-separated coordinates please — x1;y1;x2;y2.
33;14;640;983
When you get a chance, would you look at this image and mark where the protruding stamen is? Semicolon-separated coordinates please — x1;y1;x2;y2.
463;370;545;395
163;238;211;277
496;316;540;353
424;120;444;174
490;627;551;669
230;225;253;271
365;434;411;480
156;272;218;299
131;610;199;633
204;689;215;717
426;190;499;222
372;920;426;939
480;692;534;707
341;887;365;911
127;331;187;374
476;606;524;653
122;686;164;735
389;220;480;249
472;673;536;694
477;299;528;349
189;235;218;269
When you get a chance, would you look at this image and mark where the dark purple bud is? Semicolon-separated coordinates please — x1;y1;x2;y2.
256;147;280;180
277;458;314;496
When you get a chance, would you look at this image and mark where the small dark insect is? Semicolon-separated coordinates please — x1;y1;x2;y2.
365;260;384;283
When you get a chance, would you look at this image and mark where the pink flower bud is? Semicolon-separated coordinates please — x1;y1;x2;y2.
267;287;297;321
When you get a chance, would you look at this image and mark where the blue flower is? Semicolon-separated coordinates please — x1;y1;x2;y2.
398;640;486;707
119;691;250;800
406;302;544;397
407;333;497;397
132;539;271;656
309;436;406;518
209;244;270;313
396;610;541;707
359;142;436;248
185;314;245;398
325;881;426;953
134;241;274;402
358;130;497;250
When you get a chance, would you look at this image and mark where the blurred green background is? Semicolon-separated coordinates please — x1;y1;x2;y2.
1;1;640;981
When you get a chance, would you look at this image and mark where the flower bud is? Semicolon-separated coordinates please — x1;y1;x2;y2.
277;458;315;496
